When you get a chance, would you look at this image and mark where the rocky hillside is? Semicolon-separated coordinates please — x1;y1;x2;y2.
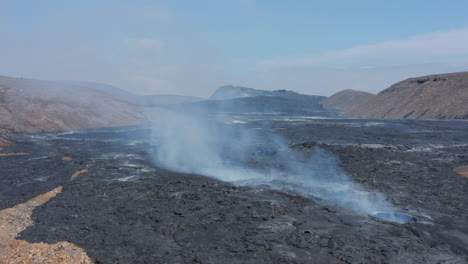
321;89;374;112
0;76;148;143
346;72;468;119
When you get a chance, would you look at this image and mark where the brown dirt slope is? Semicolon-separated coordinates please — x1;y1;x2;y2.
0;75;147;136
321;89;374;112
345;72;468;119
454;166;468;177
0;186;92;263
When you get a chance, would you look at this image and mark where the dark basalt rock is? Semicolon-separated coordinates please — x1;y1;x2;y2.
1;115;467;263
373;212;417;223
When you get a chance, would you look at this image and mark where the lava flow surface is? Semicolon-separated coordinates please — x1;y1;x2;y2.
1;115;468;263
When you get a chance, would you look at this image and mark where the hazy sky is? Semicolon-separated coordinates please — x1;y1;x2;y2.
1;0;468;97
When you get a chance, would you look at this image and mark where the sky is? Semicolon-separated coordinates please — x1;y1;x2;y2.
1;0;468;97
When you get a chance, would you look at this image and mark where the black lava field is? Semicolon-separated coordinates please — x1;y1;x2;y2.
2;114;468;264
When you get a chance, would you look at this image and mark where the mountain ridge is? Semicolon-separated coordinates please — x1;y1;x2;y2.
320;89;374;112
209;85;325;101
345;71;468;119
0;75;152;150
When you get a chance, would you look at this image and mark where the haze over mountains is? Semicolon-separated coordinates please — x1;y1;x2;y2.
0;76;203;149
209;85;320;100
0;75;328;145
1;70;468;147
188;85;330;114
211;73;468;120
0;76;145;142
61;81;203;106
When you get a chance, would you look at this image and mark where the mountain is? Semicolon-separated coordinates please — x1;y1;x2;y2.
321;89;374;112
209;85;324;102
210;85;325;102
0;75;148;142
63;81;203;105
210;85;273;100
173;96;325;114
142;94;203;105
174;86;332;115
345;72;468;119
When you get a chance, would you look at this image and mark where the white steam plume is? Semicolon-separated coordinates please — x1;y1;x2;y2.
149;108;398;218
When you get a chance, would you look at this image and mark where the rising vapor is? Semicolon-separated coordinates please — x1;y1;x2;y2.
149;108;399;219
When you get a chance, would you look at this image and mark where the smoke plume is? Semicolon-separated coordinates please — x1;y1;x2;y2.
149;107;398;217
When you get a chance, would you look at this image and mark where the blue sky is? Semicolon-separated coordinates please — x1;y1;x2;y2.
1;0;468;96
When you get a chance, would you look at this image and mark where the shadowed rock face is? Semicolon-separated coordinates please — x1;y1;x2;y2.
345;71;468;119
321;89;374;112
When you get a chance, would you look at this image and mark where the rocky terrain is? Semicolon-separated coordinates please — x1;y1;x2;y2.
1;74;468;263
320;89;374;112
0;185;92;263
345;72;468;119
0;113;467;263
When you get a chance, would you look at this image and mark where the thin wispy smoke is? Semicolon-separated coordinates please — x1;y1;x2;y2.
149;108;398;217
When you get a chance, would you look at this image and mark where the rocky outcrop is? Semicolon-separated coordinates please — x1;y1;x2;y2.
321;89;374;112
345;72;468;119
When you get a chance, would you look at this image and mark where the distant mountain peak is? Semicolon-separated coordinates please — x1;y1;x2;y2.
210;85;265;100
209;85;298;100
